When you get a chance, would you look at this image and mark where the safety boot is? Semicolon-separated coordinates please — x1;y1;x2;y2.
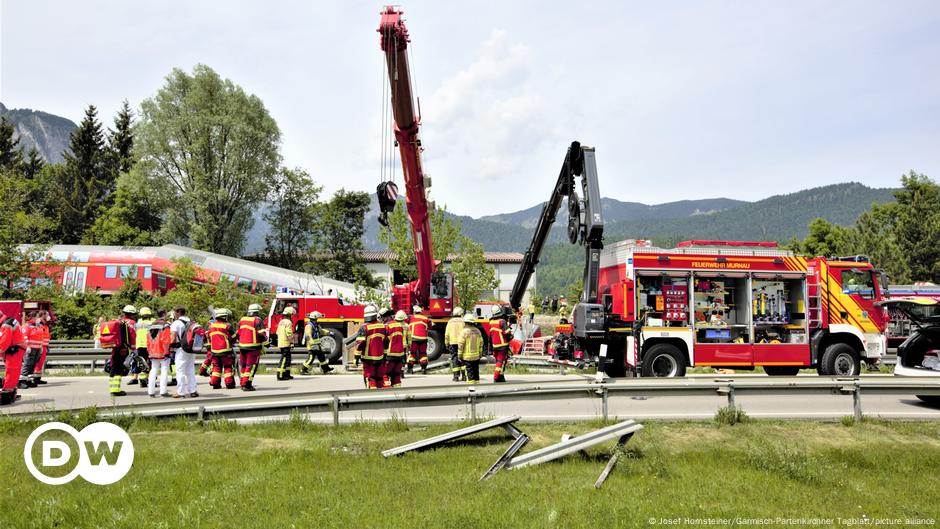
300;367;311;375
128;378;139;386
321;364;334;374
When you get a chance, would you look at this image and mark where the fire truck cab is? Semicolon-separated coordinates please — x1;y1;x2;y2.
590;240;889;377
266;293;363;361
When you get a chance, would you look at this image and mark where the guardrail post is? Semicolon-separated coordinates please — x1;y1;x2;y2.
601;386;609;421
331;395;340;427
853;383;863;422
91;359;97;372
468;388;478;422
727;383;736;409
197;406;205;422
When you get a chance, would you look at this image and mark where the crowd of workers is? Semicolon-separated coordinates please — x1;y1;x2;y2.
0;299;518;404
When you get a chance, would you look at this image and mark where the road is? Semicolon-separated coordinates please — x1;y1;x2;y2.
4;372;940;422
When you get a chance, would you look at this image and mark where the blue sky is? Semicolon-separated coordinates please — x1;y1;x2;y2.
2;0;938;216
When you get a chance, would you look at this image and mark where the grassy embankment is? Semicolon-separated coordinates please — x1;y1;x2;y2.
1;410;938;529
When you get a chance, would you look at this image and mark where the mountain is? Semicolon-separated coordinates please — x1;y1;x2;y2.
0;102;77;163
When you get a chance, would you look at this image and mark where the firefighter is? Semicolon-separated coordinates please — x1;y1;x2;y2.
384;310;409;387
300;311;334;375
458;312;483;384
276;306;296;381
489;305;512;383
130;307;154;388
444;307;467;382
406;305;429;375
146;309;172;397
237;303;267;391
207;309;237;389
0;310;26;405
17;312;42;389
355;306;387;389
107;305;137;397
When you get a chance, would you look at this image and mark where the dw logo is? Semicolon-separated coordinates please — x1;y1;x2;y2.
23;422;135;485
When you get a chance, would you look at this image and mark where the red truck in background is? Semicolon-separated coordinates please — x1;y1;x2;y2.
0;300;54;324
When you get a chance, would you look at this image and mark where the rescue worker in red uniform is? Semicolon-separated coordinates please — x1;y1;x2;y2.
237;303;267;391
207;309;237;389
18;312;43;389
488;305;512;383
107;306;137;397
32;311;51;385
0;311;26;405
383;310;409;388
406;305;429;375
355;306;387;389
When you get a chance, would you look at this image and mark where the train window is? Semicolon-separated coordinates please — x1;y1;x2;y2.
256;281;272;294
221;273;236;283
237;278;253;291
105;266;118;279
120;266;134;278
157;274;167;289
143;266;152;279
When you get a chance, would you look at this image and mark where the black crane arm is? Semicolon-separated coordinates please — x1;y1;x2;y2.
508;141;605;311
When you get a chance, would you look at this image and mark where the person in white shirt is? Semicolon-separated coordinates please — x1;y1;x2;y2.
170;306;199;398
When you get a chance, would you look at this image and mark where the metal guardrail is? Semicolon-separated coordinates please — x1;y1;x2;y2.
10;376;940;423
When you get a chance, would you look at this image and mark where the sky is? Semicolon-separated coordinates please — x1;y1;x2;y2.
2;0;939;217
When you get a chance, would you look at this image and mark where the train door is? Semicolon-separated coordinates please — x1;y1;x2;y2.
62;266;88;292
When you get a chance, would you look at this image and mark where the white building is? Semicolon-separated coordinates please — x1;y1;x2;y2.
362;251;534;305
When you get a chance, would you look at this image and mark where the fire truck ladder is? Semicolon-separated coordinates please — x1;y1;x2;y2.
806;271;823;330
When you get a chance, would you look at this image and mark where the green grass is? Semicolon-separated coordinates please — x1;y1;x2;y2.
2;413;939;528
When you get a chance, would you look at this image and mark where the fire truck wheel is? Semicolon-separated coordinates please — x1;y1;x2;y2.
641;344;687;377
820;343;860;376
763;366;800;376
426;330;444;361
321;329;345;361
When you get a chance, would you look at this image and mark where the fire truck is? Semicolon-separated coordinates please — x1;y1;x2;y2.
0;300;54;324
514;141;890;377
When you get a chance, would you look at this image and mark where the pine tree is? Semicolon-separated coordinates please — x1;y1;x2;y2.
0;116;23;172
23;148;44;179
108;100;135;176
52;105;110;243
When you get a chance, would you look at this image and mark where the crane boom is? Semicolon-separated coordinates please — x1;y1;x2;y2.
509;141;605;311
378;6;452;316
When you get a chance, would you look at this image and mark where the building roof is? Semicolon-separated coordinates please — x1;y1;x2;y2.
360;250;524;264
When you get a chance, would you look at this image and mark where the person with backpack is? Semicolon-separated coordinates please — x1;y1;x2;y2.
130;307;154;388
300;311;334;376
170;306;200;398
237;303;268;391
0;310;26;405
207;309;237;389
100;305;137;397
275;306;296;381
147;309;173;397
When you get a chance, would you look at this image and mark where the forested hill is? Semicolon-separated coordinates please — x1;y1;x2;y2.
0;102;77;163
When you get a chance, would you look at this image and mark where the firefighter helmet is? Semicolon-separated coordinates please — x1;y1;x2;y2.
215;308;231;320
363;305;378;321
462;312;475;323
122;305;137;315
453;307;464;317
490;305;503;318
308;311;324;320
283;306;296;316
412;305;423;314
247;303;263;314
395;310;407;321
138;307;153;318
378;307;392;320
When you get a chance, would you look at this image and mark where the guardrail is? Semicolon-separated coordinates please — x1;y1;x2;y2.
10;376;940;423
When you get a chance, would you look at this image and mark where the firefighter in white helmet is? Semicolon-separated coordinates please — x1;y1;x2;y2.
301;311;334;375
276;306;297;381
458;312;483;384
406;305;430;374
355;305;387;389
444;307;467;382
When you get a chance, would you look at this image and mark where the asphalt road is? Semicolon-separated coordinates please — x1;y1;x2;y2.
4;372;940;422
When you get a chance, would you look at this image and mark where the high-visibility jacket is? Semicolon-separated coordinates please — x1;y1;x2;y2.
527;303;536;315
208;321;235;354
409;314;429;342
147;319;173;360
38;323;50;351
0;317;24;354
238;316;267;349
385;321;408;357
304;321;326;351
488;318;510;350
356;322;387;361
457;326;483;362
24;322;42;351
276;318;294;348
444;317;465;347
135;318;154;348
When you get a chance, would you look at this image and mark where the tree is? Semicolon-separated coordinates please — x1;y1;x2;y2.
307;189;376;286
50;105;111;243
22;148;44;179
0;116;23;172
378;199;462;282
851;203;909;283
0;169;52;295
787;218;854;258
82;164;167;246
137;64;281;256
108;100;135;177
891;171;940;283
263;167;321;270
447;235;498;306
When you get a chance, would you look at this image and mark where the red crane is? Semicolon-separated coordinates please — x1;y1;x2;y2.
377;6;454;317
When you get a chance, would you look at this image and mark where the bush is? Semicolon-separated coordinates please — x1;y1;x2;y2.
715;405;749;426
